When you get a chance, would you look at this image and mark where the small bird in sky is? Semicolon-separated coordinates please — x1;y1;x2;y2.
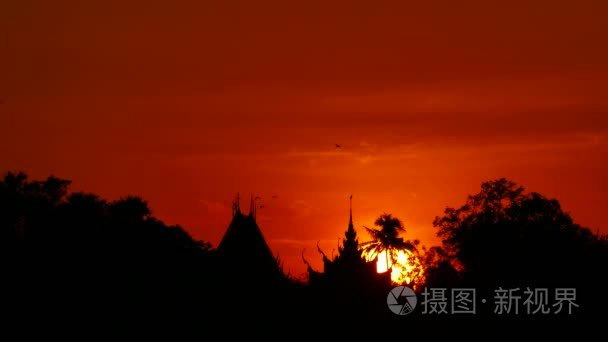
335;144;342;149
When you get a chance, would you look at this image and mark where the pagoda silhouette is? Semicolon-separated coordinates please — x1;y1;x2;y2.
304;196;391;291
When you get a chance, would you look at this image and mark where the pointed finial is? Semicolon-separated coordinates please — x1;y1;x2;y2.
233;192;241;216
349;194;353;224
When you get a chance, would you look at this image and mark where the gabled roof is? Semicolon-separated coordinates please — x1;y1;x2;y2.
217;195;281;279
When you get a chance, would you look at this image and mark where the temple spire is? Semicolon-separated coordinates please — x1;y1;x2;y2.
348;194;354;232
343;194;357;252
249;194;255;219
232;193;241;216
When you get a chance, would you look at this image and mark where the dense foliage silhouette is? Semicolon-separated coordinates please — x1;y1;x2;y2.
428;178;608;315
1;172;214;328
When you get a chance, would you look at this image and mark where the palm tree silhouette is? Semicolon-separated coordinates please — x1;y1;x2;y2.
361;213;416;272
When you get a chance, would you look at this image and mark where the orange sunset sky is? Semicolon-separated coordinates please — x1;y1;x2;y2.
1;1;607;276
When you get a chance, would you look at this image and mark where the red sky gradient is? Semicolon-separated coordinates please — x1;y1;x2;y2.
2;1;607;277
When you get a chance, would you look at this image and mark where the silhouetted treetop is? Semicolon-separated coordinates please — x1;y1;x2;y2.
0;171;211;260
433;178;607;287
362;213;418;270
109;195;151;222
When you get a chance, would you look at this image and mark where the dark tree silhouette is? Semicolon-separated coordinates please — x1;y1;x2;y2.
432;178;608;291
421;246;460;288
0;171;217;328
361;213;418;271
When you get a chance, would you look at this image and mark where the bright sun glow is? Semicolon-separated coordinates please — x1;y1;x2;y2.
363;249;425;285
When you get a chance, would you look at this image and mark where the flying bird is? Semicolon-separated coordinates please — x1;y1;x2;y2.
335;144;342;149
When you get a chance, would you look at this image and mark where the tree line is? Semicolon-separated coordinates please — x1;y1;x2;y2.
2;171;607;326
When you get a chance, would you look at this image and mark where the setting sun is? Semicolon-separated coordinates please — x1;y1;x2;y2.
363;250;425;285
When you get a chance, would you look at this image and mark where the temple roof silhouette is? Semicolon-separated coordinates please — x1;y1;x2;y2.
217;194;283;282
305;195;391;288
